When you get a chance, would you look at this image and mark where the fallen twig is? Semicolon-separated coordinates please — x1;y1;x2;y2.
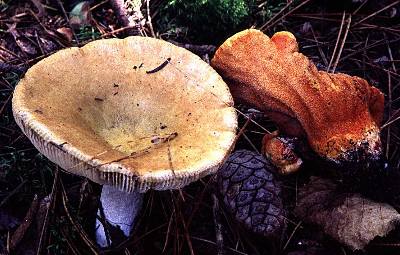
9;195;39;252
173;191;195;255
60;227;82;255
102;223;168;254
352;1;400;27
54;0;80;44
212;193;225;255
310;25;329;67
100;25;136;38
381;114;400;130
327;11;346;72
60;180;99;254
331;14;352;73
0;93;13;118
282;220;302;251
90;0;109;11
0;180;27;209
260;0;313;31
146;0;156;37
190;236;248;255
36;168;59;255
259;1;295;31
386;70;392;159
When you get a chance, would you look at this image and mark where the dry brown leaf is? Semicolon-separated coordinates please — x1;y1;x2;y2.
30;0;46;17
69;1;92;28
7;24;38;56
295;177;400;251
56;27;73;43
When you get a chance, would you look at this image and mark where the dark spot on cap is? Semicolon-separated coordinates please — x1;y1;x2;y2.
151;137;160;144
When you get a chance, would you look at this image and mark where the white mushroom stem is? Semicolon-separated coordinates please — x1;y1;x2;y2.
95;185;144;247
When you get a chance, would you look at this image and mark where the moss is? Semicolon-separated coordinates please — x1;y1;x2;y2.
157;0;255;44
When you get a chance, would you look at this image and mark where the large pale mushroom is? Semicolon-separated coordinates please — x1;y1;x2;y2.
12;36;237;246
211;29;385;170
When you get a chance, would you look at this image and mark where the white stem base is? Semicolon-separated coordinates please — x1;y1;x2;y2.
95;185;144;247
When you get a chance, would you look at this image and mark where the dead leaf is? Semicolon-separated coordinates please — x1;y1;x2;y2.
30;0;46;17
295;177;400;251
373;56;389;65
300;22;312;34
39;37;58;53
7;24;37;56
69;1;92;29
56;27;73;43
389;7;397;18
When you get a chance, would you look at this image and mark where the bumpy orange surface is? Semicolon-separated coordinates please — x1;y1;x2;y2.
211;29;384;163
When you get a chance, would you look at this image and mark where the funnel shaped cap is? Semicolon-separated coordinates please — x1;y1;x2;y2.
13;36;237;192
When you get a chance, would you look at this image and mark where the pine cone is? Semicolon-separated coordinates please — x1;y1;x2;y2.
217;150;286;240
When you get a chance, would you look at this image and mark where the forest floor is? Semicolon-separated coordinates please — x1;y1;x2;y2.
0;0;400;254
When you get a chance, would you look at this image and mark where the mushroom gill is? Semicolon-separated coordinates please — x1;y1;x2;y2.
211;29;385;164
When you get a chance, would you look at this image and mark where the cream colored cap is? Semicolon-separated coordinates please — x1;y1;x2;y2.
12;36;237;192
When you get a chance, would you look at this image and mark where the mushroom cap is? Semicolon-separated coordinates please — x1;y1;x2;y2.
12;36;237;192
261;132;302;175
211;29;384;164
